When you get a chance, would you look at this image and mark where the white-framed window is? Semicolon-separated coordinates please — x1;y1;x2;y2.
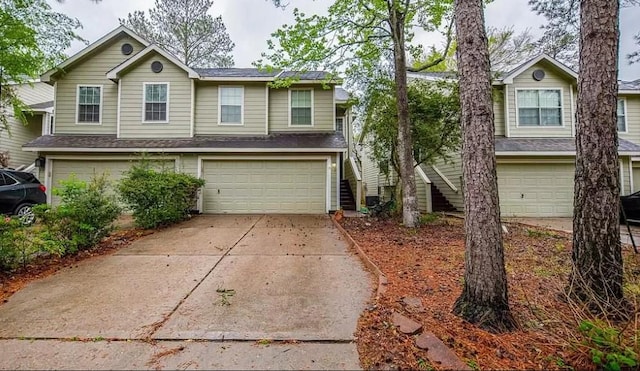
289;89;314;126
516;89;563;126
143;83;169;123
618;99;627;132
76;85;102;124
218;86;244;125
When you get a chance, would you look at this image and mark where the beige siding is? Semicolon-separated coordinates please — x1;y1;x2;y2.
619;95;640;145
119;54;191;138
493;87;505;136
1;114;42;168
421;153;464;211
360;146;380;197
415;169;430;213
269;85;334;132
194;83;267;135
54;35;145;135
507;62;575;138
632;161;640;193
180;154;198;177
14;82;53;106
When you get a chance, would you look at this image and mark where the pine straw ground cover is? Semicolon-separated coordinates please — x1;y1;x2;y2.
341;216;640;370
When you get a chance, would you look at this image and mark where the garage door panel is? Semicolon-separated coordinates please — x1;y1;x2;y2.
498;163;574;217
202;160;326;214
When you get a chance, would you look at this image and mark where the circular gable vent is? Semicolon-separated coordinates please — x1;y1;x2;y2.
121;43;133;55
151;61;164;73
532;69;546;81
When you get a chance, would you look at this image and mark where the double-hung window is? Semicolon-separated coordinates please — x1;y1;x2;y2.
290;89;313;126
77;85;102;124
144;83;169;122
219;86;243;125
618;99;627;132
517;89;562;126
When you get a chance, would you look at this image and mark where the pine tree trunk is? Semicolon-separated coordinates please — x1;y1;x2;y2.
452;0;515;332
390;3;420;228
571;0;624;314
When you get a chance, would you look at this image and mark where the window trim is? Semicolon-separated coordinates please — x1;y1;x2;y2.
288;88;315;127
217;85;245;126
75;84;103;125
618;98;628;134
514;88;565;128
141;82;170;124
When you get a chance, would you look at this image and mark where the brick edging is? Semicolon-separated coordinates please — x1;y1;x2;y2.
331;216;388;298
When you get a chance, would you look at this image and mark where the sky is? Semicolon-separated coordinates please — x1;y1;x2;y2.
49;0;640;80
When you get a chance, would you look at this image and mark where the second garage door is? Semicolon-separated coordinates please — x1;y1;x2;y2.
497;162;574;217
202;159;327;214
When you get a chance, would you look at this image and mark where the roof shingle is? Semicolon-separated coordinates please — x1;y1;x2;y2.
495;136;640;153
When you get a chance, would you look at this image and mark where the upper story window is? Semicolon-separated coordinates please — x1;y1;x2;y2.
517;89;562;126
336;117;344;133
219;86;244;125
618;99;627;132
77;85;102;124
290;89;313;126
143;83;169;123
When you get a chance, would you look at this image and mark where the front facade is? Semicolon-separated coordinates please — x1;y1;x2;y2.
25;26;356;214
362;54;640;217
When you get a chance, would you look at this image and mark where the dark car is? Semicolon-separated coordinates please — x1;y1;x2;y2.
621;190;640;224
0;169;47;224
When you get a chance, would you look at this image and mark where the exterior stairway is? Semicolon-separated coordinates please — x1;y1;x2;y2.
431;184;457;212
340;179;356;210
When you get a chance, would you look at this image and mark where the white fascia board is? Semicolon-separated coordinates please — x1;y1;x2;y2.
41;26;150;82
106;45;199;80
501;54;578;84
23;147;347;153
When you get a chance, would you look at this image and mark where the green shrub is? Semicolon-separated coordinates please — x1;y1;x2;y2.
0;217;64;272
579;319;638;371
35;174;121;254
118;162;205;229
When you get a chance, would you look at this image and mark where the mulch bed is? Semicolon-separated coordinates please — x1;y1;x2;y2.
0;228;152;304
341;216;640;370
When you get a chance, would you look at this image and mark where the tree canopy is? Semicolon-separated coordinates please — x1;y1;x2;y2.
120;0;235;67
0;0;83;130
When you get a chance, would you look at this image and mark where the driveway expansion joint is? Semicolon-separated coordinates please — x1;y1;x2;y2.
141;215;265;339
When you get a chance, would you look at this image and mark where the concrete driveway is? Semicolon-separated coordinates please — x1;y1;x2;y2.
505;217;640;246
0;215;372;370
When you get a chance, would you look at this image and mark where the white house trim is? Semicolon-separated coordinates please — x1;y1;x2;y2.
196;155;332;213
190;80;195;137
41;25;150;83
288;88;315;127
106;44;199;80
141;82;170;124
217;85;245;126
75;84;104;126
504;84;510;137
265;85;269;135
24;147;347;153
514;87;566;128
618;97;629;134
500;54;578;84
570;85;576;137
116;82;122;138
629;157;634;194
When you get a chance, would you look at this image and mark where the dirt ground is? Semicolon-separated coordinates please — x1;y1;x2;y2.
342;216;640;370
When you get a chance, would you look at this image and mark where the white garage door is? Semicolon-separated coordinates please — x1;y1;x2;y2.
202;160;327;214
50;159;175;205
497;162;574;217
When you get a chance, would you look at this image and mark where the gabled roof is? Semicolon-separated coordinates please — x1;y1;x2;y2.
194;68;279;79
106;44;199;80
335;87;350;103
619;79;640;94
41;26;150;83
497;54;578;84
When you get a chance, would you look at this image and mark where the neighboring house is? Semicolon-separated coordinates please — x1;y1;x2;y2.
360;54;640;217
0;81;53;170
24;26;358;214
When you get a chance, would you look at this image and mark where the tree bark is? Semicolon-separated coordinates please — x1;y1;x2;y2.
571;0;624;314
452;0;515;332
389;2;420;228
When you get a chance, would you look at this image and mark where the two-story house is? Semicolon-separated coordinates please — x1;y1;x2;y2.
1;81;53;171
24;26;359;214
360;54;640;217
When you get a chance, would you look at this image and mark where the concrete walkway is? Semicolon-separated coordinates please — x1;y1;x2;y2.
0;215;371;370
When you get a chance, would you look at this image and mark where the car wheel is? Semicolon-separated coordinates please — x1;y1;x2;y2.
15;204;35;225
